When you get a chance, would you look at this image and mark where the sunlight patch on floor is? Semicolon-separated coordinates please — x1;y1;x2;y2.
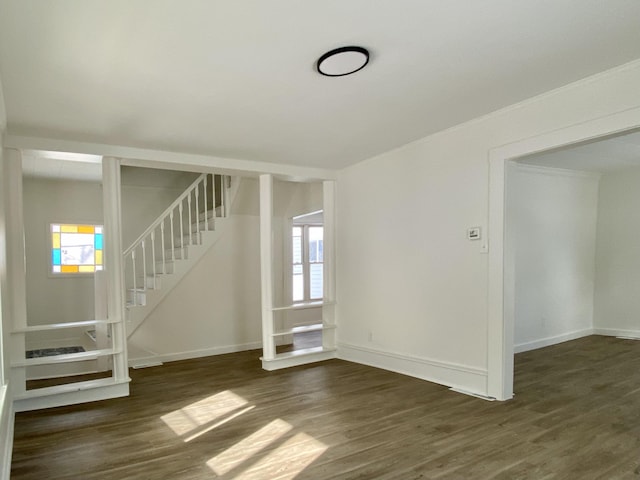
161;390;249;437
231;432;328;479
184;405;255;443
206;418;293;475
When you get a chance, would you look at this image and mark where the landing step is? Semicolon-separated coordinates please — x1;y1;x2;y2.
261;347;336;371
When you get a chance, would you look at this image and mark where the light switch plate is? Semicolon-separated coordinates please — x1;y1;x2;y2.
467;227;481;241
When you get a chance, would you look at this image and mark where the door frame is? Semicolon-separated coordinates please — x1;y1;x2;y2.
486;106;640;401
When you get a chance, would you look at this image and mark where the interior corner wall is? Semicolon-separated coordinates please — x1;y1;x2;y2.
22;178;103;346
336;60;640;397
509;165;599;353
129;213;263;360
593;167;640;338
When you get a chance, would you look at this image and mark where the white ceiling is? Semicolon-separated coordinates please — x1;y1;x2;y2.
21;151;102;181
1;1;640;170
517;130;640;173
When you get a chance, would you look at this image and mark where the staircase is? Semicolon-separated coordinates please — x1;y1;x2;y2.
123;173;236;366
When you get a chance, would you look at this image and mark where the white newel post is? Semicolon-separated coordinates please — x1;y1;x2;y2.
259;174;275;362
2;148;27;396
322;180;337;350
102;157;130;386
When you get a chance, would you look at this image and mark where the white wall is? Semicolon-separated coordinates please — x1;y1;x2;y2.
336;60;640;396
509;165;599;352
593;167;640;337
130;214;263;359
22;178;103;346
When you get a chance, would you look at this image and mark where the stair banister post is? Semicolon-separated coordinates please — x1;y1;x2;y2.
259;174;275;362
187;194;193;246
203;175;209;231
141;239;146;291
102;156;130;388
169;211;175;262
179;202;185;260
195;183;200;242
160;221;166;274
151;230;157;289
131;249;137;306
211;174;217;228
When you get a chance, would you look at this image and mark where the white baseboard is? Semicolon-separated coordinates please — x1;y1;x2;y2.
128;341;263;366
337;342;488;397
593;327;640;339
0;385;14;480
13;379;130;413
514;328;594;353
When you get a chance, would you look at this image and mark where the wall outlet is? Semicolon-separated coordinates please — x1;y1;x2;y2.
368;331;373;342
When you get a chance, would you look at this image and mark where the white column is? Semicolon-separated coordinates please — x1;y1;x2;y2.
322;180;337;350
102;157;129;385
1;148;27;394
259;174;275;361
94;270;109;371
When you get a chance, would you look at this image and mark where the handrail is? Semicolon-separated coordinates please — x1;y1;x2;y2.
123;173;207;257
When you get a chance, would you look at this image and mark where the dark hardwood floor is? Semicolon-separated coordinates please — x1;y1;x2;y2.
11;335;640;479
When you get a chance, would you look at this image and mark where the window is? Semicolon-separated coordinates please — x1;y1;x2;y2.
50;223;103;274
292;225;323;302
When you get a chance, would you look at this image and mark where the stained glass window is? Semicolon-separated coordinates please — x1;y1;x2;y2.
51;223;104;274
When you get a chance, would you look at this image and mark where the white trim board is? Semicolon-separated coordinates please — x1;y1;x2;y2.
514;328;594;354
13;379;130;413
593;328;640;340
4;134;337;182
0;385;13;480
513;163;602;180
337;342;488;398
127;341;263;367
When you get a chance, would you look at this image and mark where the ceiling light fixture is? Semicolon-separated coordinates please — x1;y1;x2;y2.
316;46;369;77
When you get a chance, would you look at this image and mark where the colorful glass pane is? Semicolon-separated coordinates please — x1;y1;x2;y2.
51;223;104;274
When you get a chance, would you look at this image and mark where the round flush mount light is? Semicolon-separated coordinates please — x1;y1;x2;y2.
316;46;370;77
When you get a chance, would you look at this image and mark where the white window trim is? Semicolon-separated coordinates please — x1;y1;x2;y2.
290;222;323;304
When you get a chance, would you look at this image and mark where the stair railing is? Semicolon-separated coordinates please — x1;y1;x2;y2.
123;173;220;306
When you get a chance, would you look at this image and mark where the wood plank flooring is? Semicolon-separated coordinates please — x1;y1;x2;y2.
11;335;640;479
